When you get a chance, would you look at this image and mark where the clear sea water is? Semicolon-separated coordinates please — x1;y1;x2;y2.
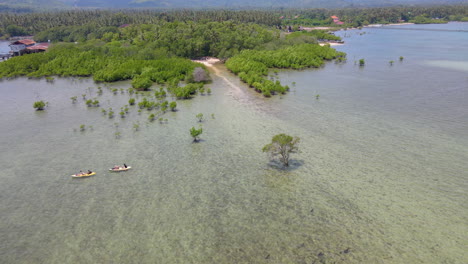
1;22;467;263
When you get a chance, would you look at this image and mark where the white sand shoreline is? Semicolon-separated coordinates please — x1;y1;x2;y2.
365;23;415;27
192;57;221;67
319;42;343;46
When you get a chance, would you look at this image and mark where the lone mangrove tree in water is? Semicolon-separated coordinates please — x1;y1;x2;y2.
262;134;300;167
190;126;203;142
33;100;47;111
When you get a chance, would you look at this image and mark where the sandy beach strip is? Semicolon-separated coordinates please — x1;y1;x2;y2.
192;57;221;67
365;23;415;27
319;42;343;46
302;26;336;31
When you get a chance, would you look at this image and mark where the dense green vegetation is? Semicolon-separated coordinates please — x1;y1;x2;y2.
286;30;341;41
0;10;282;38
410;15;450;24
0;15;346;97
1;6;466;98
280;5;468;27
0;0;465;12
0;41;202;88
226;43;345;96
1;6;467;39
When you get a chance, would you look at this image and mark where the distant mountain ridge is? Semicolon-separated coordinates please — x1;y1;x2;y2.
1;0;466;11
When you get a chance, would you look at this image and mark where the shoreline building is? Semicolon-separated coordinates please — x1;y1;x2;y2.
9;39;49;56
9;39;36;56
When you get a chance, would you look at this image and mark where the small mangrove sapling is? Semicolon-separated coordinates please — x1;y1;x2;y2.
33;100;46;110
196;113;204;122
359;59;365;66
190;126;203;142
170;101;177;111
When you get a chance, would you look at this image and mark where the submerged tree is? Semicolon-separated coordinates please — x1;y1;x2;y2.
196;113;204;122
169;101;177;111
190;126;203;142
262;133;300;167
33;100;46;110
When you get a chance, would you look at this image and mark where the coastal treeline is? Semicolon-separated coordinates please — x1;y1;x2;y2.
280;5;468;27
0;41;202;89
226;44;344;97
0;16;345;97
0;10;281;37
1;5;467;38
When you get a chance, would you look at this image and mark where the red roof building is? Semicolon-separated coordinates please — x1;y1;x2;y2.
9;39;36;55
331;15;344;25
12;39;36;45
26;43;49;52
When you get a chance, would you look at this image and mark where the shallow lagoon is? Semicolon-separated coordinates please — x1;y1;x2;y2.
1;23;467;263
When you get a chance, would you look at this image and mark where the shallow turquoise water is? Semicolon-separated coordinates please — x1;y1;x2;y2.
1;23;467;263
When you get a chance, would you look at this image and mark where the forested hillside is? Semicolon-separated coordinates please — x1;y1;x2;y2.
1;5;467;38
0;0;466;12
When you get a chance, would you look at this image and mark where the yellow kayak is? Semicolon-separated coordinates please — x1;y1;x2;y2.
71;172;96;178
109;166;131;172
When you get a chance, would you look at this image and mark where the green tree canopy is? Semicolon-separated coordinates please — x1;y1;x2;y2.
262;133;300;167
190;126;203;142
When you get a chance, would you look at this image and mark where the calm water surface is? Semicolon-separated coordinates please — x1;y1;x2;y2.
1;23;467;263
0;40;10;54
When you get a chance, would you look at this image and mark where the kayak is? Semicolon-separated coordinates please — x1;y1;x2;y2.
109;166;131;172
71;172;96;178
